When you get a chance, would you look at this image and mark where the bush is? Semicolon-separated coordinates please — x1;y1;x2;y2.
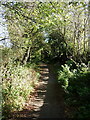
58;64;74;89
66;71;90;118
1;62;40;118
57;62;90;118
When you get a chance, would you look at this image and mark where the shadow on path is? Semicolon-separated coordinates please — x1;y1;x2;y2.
38;64;65;119
11;64;65;120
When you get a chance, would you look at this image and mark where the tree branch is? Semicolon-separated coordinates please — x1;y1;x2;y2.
0;38;9;41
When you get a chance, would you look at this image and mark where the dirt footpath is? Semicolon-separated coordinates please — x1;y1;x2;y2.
11;64;65;119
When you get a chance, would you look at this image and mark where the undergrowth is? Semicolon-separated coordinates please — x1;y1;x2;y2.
1;61;40;119
56;60;90;118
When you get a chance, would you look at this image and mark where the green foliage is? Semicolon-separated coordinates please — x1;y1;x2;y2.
57;61;90;118
66;71;90;118
1;1;90;119
1;62;40;118
2;1;89;63
58;64;74;89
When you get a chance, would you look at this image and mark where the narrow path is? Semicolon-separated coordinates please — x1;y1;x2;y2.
38;64;65;118
12;64;65;119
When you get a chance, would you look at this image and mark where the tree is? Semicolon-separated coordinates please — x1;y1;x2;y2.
2;1;89;64
88;1;90;53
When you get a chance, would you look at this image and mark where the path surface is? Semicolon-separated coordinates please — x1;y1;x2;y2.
12;64;65;119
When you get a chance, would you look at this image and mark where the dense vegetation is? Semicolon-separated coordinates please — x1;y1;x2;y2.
0;1;90;119
2;62;40;118
54;61;90;118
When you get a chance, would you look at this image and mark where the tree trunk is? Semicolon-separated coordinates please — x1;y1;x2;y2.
24;46;31;64
88;1;90;52
21;46;31;65
83;18;86;52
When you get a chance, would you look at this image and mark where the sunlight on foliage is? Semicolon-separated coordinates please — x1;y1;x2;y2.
58;64;74;89
1;62;40;118
57;62;90;118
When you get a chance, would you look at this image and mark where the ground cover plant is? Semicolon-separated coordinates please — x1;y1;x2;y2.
57;60;90;118
1;61;40;118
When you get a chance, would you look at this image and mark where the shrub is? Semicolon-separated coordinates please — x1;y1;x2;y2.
57;62;90;118
1;63;40;118
58;64;74;89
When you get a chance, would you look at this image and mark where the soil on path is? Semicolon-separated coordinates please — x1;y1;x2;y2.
12;64;65;119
